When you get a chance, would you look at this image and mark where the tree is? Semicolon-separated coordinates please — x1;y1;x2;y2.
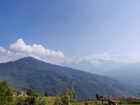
32;92;40;97
29;97;36;105
54;88;77;105
96;94;103;100
85;102;88;105
54;96;62;105
108;95;110;98
27;88;33;96
99;96;103;100
17;90;21;96
96;94;99;100
36;100;46;105
70;89;77;102
0;81;15;105
45;93;48;97
16;96;25;105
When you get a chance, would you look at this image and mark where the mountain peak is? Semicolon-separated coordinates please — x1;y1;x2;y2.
15;56;40;62
0;56;139;100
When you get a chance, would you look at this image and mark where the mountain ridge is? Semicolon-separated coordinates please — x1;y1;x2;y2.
0;57;140;100
102;63;140;84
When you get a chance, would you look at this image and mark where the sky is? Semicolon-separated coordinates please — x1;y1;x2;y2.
0;0;140;74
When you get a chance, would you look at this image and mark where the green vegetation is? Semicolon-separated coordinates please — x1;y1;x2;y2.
16;96;25;105
27;88;33;96
54;88;77;105
1;81;140;105
0;57;140;101
0;81;15;105
0;57;107;101
0;81;46;105
96;94;103;100
45;93;48;97
85;102;88;105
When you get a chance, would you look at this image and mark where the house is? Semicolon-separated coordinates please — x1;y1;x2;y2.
19;91;26;96
108;99;117;105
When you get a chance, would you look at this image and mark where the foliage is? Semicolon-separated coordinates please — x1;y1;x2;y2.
99;96;103;100
32;91;40;98
16;96;25;105
45;93;48;97
27;88;33;96
0;81;15;105
1;57;140;101
96;94;103;100
96;94;99;100
54;88;77;105
24;89;39;105
54;96;62;105
108;95;110;98
85;102;88;105
36;100;46;105
17;90;21;96
24;96;37;105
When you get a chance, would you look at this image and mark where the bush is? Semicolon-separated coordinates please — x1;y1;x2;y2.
45;93;48;97
36;100;46;105
54;96;62;105
16;96;25;105
85;102;88;105
0;81;15;105
27;88;33;96
33;92;40;98
24;96;37;105
54;88;77;105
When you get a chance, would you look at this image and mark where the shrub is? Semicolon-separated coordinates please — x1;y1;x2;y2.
45;93;48;97
16;96;25;105
27;88;33;96
0;81;15;105
85;102;88;105
36;100;46;105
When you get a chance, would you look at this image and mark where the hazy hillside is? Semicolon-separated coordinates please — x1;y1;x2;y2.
0;57;140;101
102;63;140;84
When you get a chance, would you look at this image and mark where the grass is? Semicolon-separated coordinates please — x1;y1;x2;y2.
41;97;55;105
37;97;140;105
41;96;51;100
77;101;108;105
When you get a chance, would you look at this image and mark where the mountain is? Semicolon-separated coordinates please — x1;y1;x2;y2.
0;57;140;100
102;63;140;84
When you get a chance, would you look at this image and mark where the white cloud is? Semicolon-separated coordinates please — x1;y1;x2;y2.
10;39;64;58
90;60;102;66
76;52;111;64
0;51;27;63
0;47;6;54
112;55;140;64
1;38;140;67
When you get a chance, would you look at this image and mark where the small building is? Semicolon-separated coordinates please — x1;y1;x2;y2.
108;99;117;105
19;91;26;96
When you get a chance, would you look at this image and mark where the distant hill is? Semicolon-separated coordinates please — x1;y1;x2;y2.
0;57;140;100
102;63;140;85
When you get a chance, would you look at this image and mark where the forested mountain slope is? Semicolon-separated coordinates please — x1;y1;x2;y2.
0;57;140;100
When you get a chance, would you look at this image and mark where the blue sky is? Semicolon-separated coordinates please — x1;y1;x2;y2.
0;0;140;74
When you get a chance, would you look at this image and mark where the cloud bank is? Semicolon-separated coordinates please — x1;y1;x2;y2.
10;39;64;58
0;38;140;66
0;47;7;54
